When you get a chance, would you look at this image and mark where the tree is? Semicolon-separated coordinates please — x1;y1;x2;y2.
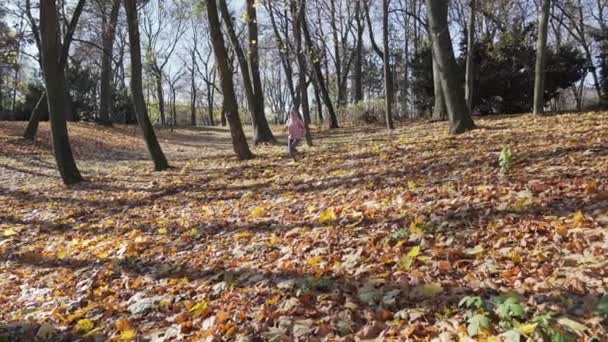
97;0;121;126
382;0;394;129
39;0;83;185
124;0;169;171
533;0;551;115
464;0;475;112
206;0;253;160
218;0;276;145
426;0;475;134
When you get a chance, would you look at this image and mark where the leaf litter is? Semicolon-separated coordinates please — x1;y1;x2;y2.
0;113;608;340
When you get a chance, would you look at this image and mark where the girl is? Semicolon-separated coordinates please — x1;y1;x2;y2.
286;108;305;160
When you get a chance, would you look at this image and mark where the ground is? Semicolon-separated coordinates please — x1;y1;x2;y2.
1;113;608;341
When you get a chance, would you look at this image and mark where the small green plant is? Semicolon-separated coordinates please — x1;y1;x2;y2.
598;295;608;317
499;145;513;173
459;296;490;336
390;228;409;241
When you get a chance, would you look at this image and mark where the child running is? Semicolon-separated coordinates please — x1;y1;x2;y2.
286;108;305;161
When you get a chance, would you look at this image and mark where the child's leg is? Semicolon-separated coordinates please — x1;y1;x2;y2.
288;138;295;157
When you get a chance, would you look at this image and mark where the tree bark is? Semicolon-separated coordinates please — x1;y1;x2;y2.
124;0;169;171
246;0;276;144
23;94;46;140
427;0;475;134
40;0;83;185
431;56;447;120
292;0;313;146
465;0;475;112
98;0;121;126
533;0;551;115
382;0;394;129
206;0;253;160
218;0;276;145
301;1;339;129
353;0;364;103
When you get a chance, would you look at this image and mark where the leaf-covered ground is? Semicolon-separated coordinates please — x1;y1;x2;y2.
1;113;608;341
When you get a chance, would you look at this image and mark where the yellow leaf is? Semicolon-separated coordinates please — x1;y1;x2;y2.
554;223;568;237
510;249;522;263
250;207;266;218
189;301;209;317
115;317;132;331
399;246;421;271
518;323;537;335
56;249;68;260
409;216;426;235
74;319;94;333
407;181;418;189
306;205;317;213
2;228;18;237
573;211;585;227
233;231;253;241
307;256;324;266
189;228;199;236
157;227;168;235
318;209;337;224
119;329;137;341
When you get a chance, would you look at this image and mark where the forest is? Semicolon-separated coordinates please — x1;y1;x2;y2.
1;0;608;340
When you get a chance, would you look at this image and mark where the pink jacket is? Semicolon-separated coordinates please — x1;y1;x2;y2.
287;110;305;140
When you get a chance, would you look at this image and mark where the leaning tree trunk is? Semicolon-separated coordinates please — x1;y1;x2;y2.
427;0;475;134
246;0;276;144
40;0;83;185
464;0;475;112
124;0;169;171
533;0;551;115
98;0;120;126
301;2;339;129
206;0;253;160
218;0;275;145
382;0;394;129
23;93;46;140
292;0;313;146
431;55;447;121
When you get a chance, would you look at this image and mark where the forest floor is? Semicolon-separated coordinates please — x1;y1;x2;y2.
1;112;608;341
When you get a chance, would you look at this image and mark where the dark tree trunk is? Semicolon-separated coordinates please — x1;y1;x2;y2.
301;2;339;129
291;0;313;146
124;0;169;171
207;0;253;160
464;0;475;112
427;0;475;134
353;0;364;103
218;0;275;145
533;0;551;114
382;0;394;129
23;93;46;140
99;0;120;126
40;0;83;185
155;74;166;125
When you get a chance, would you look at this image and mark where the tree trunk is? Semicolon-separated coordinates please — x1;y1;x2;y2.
353;0;364;103
98;0;120;126
301;2;339;129
155;73;166;125
533;0;551;115
292;0;313;146
465;0;475;112
382;0;394;129
246;0;276;144
427;0;475;134
431;57;447;120
40;0;83;185
124;0;169;171
207;0;253;160
219;0;275;145
23;93;46;140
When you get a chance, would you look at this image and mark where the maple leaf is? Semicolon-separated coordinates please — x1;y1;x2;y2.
318;209;337;224
398;245;421;271
73;319;95;333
